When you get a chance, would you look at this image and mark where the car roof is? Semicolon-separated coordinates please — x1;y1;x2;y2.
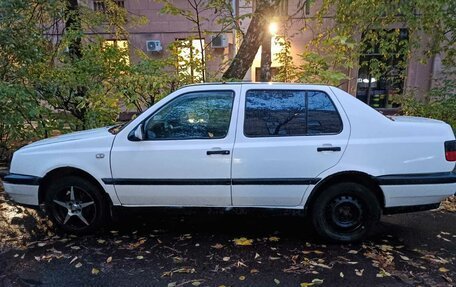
179;82;332;89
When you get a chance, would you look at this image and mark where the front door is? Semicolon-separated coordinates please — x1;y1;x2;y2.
232;86;350;207
110;88;239;206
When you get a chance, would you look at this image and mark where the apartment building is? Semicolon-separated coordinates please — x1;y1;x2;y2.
88;0;446;109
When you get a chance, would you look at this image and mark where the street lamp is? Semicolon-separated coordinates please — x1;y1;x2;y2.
269;22;278;35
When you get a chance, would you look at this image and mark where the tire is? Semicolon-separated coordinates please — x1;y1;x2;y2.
311;182;381;243
44;175;109;235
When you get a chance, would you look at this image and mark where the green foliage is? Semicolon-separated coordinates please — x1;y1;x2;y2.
289;0;456;87
395;72;456;130
0;0;141;159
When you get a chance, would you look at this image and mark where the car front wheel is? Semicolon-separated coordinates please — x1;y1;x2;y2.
45;175;108;235
311;182;381;243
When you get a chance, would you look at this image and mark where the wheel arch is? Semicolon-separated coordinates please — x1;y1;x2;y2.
303;171;385;214
38;167;112;206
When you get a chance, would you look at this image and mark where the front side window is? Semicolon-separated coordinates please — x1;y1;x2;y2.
144;91;234;140
244;90;342;137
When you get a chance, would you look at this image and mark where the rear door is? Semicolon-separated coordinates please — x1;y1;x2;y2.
231;85;350;207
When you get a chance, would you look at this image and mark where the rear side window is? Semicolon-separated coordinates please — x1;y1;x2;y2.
307;91;343;135
244;90;307;137
244;90;342;137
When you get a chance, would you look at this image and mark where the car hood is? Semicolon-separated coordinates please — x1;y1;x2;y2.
21;127;114;149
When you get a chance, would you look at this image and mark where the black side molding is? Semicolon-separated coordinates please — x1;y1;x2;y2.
2;173;41;185
232;178;321;185
102;178;231;185
376;172;456;185
383;203;440;215
102;178;321;186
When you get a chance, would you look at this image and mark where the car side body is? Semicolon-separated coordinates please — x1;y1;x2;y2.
2;83;456;241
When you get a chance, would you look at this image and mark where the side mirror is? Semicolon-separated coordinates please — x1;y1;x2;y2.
129;124;145;141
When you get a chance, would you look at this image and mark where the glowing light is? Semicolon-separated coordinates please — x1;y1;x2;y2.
269;22;278;35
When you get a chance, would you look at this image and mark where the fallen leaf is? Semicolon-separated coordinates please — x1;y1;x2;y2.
348;250;358;254
340;272;344;278
211;243;224;249
239;275;246;281
192;281;201;286
75;262;82;268
400;255;410;261
136;256;144;260
70;257;78;264
355;269;364;276
106;256;112;263
303;250;324;255
274;278;280;284
71;246;81;250
269;236;280;242
376;269;391;277
222;257;230;262
97;239;106;244
300;278;324;287
255;253;261;259
250;269;259;274
167;283;177;287
91;268;100;275
234;237;253;246
439;267;449;273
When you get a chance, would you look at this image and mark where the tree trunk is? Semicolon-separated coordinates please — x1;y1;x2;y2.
65;0;82;59
260;33;272;81
222;1;279;80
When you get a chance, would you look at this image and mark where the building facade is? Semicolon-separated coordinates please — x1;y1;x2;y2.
86;0;446;110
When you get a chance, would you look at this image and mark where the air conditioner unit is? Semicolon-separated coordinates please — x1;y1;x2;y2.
146;40;163;52
211;35;228;48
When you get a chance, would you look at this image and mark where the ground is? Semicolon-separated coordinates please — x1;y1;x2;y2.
0;183;455;287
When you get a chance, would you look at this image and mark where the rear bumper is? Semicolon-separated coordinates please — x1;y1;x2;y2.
378;172;456;208
1;173;41;206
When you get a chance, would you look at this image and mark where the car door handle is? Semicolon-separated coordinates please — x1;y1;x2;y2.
207;150;230;155
317;146;341;152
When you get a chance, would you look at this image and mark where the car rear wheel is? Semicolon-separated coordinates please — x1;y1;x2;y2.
44;176;108;235
311;182;381;242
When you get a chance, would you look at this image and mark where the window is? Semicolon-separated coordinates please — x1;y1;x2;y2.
144;91;234;140
356;29;408;108
103;40;130;65
307;91;342;135
244;90;342;137
176;39;206;83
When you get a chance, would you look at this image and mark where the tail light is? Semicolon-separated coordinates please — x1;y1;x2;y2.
445;140;456;161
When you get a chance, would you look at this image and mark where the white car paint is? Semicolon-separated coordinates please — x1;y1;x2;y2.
2;83;456;211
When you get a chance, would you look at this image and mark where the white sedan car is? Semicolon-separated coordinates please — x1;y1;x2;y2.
2;83;456;242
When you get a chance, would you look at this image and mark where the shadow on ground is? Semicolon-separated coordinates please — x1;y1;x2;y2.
0;186;455;287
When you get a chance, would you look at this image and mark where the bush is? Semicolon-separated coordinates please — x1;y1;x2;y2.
396;74;456;131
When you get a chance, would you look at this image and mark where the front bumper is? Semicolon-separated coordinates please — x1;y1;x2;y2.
1;173;41;206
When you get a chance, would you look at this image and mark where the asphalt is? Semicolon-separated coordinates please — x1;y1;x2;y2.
0;205;455;287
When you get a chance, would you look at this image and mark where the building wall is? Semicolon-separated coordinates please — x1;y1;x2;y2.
93;0;444;100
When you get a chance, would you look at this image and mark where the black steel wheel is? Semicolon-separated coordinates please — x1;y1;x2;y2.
311;182;381;242
45;176;109;235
